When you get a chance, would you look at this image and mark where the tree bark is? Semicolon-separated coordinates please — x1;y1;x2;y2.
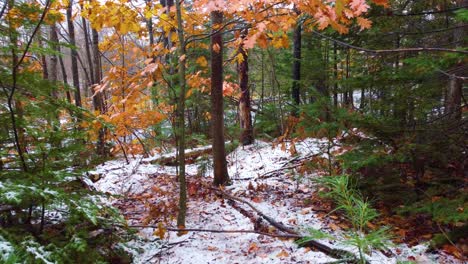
211;10;230;186
238;30;253;146
333;42;338;107
174;0;187;228
91;28;106;156
67;0;81;107
58;46;72;104
80;6;94;94
291;17;301;114
444;0;466;120
49;24;58;92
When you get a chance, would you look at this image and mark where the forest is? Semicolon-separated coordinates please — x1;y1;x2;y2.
0;0;466;263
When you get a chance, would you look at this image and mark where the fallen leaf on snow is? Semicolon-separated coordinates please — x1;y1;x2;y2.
276;250;289;258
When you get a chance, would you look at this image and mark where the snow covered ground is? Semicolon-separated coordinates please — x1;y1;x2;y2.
89;139;462;264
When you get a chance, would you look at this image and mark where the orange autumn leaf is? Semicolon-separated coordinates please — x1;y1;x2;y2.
212;43;221;53
371;0;389;7
276;250;289;258
357;17;372;30
248;242;259;253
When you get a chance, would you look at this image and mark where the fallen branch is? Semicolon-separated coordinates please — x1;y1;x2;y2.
126;225;301;239
259;153;321;179
212;187;365;263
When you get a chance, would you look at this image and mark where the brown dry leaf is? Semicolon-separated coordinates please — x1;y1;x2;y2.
442;244;463;259
421;234;432;239
396;229;406;238
276;250;289;258
300;208;310;215
338;222;349;229
252;197;262;203
329;223;340;231
366;222;377;230
207;246;218;251
248;242;259;253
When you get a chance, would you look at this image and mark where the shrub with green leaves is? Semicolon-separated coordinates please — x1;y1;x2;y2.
299;175;391;263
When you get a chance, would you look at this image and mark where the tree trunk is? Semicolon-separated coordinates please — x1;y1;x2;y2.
174;0;187;228
91;28;106;156
291;17;301;114
344;48;353;108
238;30;253;146
211;10;230;186
58;47;72;104
67;0;81;107
6;0;27;172
49;24;58;93
333;43;338;107
80;6;94;95
444;0;466;121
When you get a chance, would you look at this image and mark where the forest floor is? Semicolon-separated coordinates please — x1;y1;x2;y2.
89;138;462;264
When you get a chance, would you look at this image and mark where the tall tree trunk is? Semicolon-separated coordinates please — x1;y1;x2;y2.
174;0;187;228
211;10;230;186
67;0;81;107
91;28;106;156
38;27;49;80
6;0;27;172
344;48;353;108
49;24;58;96
80;5;94;96
291;16;301;115
238;30;253;146
333;43;338;107
445;0;466;120
58;47;72;104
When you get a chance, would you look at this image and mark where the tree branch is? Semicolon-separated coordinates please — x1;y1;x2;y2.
311;30;468;55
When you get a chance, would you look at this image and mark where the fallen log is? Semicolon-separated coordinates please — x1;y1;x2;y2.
213;187;366;263
148;147;213;166
147;142;237;166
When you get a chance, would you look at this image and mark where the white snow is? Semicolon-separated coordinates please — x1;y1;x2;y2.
0;235;14;262
90;138;464;264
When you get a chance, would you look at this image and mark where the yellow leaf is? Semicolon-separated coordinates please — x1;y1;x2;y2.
196;56;208;67
153;222;166;239
179;54;186;62
144;9;152;19
236;53;244;64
